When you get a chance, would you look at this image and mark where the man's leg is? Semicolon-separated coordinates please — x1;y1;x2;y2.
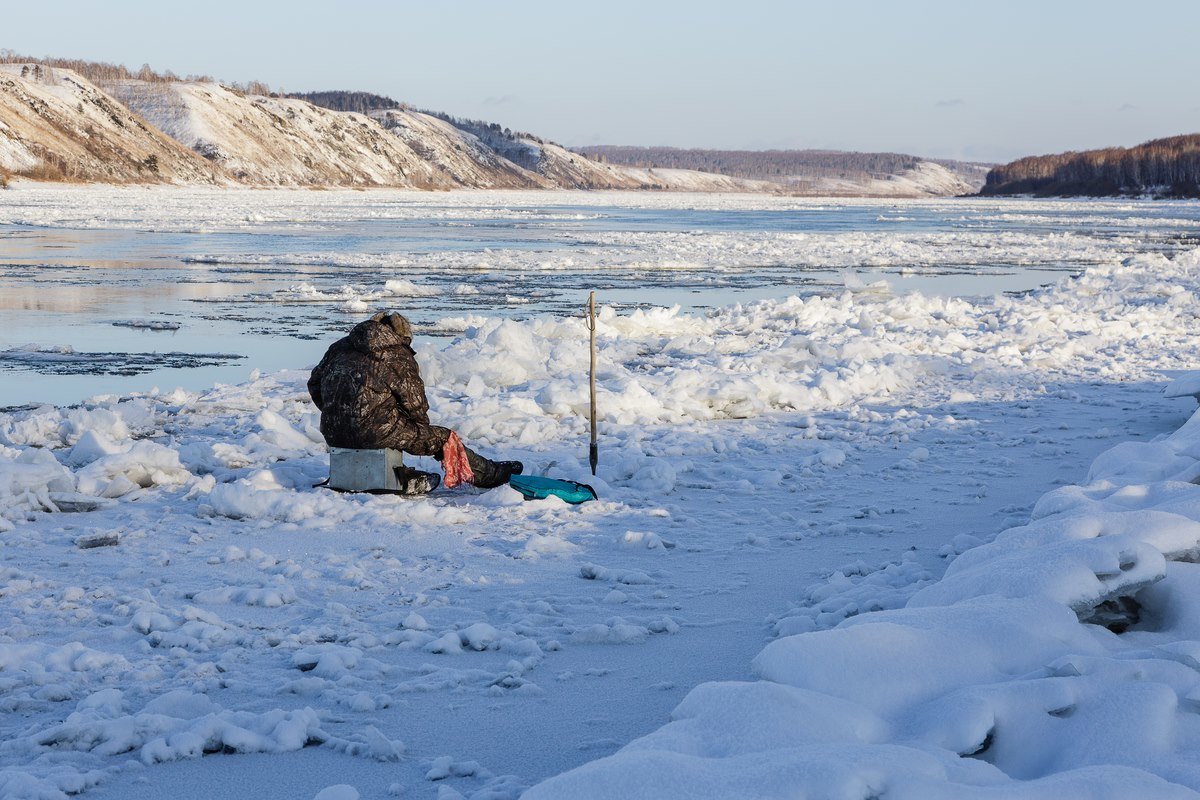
461;447;511;489
462;447;525;489
396;424;452;457
393;423;521;489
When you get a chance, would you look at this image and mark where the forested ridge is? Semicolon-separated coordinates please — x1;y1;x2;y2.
575;146;985;183
0;50;276;96
285;90;408;114
982;134;1200;197
0;49;213;84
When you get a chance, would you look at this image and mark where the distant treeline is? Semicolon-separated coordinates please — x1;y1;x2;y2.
287;90;410;114
982;134;1200;197
0;50;214;85
576;146;925;181
0;51;285;96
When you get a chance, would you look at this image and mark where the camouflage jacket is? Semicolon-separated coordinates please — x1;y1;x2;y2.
307;319;432;450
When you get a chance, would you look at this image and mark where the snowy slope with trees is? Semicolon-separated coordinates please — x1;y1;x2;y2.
105;81;456;189
0;54;975;196
0;62;780;193
370;109;547;189
0;65;215;184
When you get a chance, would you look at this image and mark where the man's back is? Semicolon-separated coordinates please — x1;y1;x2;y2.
308;317;429;449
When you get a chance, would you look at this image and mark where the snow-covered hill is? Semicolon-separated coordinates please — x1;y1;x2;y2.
0;64;976;196
0;66;215;184
795;161;979;197
370;109;546;189
105;81;450;188
517;140;782;192
616;165;784;193
577;145;989;196
98;81;747;192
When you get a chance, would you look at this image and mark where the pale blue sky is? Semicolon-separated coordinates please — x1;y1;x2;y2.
5;0;1198;162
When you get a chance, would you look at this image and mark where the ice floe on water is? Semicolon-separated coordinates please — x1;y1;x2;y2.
8;188;1200;408
110;320;182;331
182;227;1144;284
253;280;480;314
0;183;1198;234
0;345;243;377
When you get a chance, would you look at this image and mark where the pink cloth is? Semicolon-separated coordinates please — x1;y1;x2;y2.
441;431;474;489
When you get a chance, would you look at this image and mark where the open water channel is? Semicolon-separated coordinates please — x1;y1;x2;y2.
2;188;1199;407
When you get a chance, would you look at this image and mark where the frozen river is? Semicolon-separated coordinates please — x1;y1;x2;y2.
5;186;1200;799
3;186;1200;407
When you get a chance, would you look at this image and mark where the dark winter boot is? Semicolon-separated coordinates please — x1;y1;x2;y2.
464;448;524;489
394;466;441;496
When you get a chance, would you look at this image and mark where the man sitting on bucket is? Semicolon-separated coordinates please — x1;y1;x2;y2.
308;311;523;492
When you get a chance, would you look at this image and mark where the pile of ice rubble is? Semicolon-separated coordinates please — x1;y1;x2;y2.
267;280;480;314
4;248;1200;797
6;247;1195;531
188;227;1131;275
522;285;1200;793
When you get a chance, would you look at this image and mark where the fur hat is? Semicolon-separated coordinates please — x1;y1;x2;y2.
371;311;413;340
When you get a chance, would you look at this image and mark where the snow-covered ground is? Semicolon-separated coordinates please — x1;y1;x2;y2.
0;67;214;185
5;189;1200;798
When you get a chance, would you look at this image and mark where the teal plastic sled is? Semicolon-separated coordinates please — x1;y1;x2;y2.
508;475;598;504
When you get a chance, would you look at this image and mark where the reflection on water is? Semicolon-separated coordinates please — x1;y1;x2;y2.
0;283;190;313
2;195;1198;407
